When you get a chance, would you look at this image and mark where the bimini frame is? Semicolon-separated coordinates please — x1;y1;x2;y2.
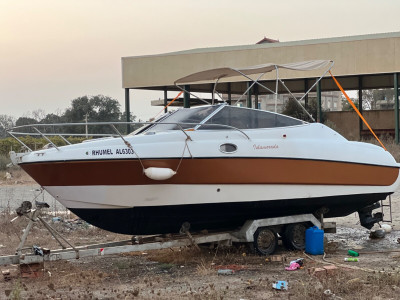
174;60;335;122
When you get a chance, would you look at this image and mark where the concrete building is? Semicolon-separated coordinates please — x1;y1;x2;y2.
121;31;400;141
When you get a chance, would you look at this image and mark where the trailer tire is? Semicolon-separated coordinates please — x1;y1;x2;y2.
282;223;307;250
253;227;278;255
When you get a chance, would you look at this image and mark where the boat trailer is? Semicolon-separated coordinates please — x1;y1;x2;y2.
0;203;335;267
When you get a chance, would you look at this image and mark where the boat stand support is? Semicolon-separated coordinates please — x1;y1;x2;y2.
12;204;79;259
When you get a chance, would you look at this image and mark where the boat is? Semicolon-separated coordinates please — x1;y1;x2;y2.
8;60;400;235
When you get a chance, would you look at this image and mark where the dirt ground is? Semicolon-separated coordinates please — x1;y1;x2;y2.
1;170;400;299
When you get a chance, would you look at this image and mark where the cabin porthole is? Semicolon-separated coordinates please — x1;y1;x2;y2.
219;143;237;154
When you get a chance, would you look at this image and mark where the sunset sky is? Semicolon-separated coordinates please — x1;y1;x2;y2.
1;0;400;121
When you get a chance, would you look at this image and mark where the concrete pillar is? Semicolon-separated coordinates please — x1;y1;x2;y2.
254;85;259;109
227;83;232;105
317;81;322;123
358;76;363;140
395;73;399;144
184;85;190;108
164;88;168;113
246;82;252;108
125;88;130;134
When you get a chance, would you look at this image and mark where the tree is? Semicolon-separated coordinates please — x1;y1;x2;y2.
281;97;318;122
40;113;64;124
39;113;66;134
15;117;38;127
63;95;122;134
341;95;359;111
361;89;394;110
0;115;15;138
31;109;47;122
120;111;140;134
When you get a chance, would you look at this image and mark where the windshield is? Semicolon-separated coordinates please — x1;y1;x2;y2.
144;105;304;133
145;106;219;133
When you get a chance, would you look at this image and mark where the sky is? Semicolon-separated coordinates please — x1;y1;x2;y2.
1;0;400;121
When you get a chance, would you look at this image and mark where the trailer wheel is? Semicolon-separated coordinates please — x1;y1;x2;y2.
282;223;307;250
253;227;278;255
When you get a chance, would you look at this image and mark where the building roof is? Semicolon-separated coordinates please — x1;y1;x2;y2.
121;31;400;92
256;36;279;44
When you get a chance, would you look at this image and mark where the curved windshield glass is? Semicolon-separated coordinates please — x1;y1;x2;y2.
145;106;219;133
200;106;303;129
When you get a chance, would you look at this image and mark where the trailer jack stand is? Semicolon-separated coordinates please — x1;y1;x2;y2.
13;202;78;258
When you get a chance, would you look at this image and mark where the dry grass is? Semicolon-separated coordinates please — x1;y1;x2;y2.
196;258;215;276
145;247;206;265
145;243;250;266
292;270;400;300
362;136;400;162
0;167;35;184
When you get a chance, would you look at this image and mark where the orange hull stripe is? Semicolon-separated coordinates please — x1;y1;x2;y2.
21;158;399;187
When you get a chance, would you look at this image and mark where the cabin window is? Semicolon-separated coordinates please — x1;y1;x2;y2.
220;143;237;153
146;106;219;132
200;106;303;130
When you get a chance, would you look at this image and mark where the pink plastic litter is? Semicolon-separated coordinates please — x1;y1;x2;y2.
285;262;300;271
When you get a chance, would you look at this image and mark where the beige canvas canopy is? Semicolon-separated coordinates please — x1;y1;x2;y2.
175;60;333;85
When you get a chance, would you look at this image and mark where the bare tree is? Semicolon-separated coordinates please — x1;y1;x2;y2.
31;109;47;122
0;114;16;138
361;89;394;110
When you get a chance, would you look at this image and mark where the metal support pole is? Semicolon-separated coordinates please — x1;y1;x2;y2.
395;73;399;144
164;88;168;113
38;217;77;251
246;82;252;108
317;80;322;123
227;83;232;105
304;78;309;109
184;85;190;108
125;88;130;134
16;210;39;255
358;76;363;140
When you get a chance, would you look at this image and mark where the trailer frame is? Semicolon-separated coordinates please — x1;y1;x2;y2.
0;211;328;266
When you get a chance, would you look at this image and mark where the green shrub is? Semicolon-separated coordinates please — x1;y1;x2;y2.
0;154;10;171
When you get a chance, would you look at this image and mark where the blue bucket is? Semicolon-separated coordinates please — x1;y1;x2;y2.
305;226;324;255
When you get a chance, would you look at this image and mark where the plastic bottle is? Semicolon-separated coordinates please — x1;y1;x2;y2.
344;257;359;262
348;250;359;257
217;269;234;275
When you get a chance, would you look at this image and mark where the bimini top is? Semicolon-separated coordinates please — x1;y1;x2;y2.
175;60;333;84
